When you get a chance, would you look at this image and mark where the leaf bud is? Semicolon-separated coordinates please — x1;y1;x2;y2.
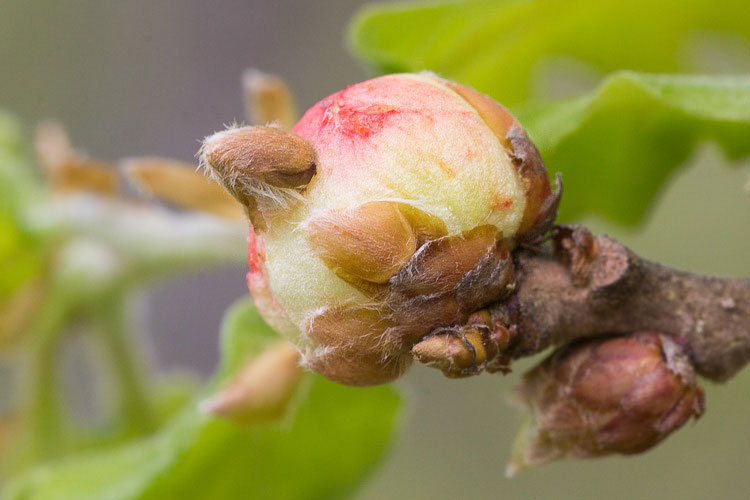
507;332;705;476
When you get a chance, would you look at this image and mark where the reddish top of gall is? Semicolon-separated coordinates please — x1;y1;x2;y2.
292;75;450;143
321;103;399;138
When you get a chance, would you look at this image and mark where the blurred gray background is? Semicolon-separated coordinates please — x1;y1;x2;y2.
2;1;749;499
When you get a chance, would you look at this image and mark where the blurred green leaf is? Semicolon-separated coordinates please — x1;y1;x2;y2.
0;111;39;209
0;217;45;300
0;112;46;303
350;1;750;225
4;301;403;500
217;298;276;377
350;0;750;105
515;72;750;224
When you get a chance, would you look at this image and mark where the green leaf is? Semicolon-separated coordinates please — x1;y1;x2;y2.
350;1;750;225
0;111;39;210
216;298;278;378
4;301;403;500
350;0;750;105
515;72;750;224
0;112;46;301
0;217;45;299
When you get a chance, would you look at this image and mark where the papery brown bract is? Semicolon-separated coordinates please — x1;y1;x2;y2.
305;201;417;284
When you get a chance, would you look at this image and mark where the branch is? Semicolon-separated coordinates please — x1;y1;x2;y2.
492;226;750;382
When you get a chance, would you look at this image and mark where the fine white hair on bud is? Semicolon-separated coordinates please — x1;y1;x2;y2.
199;125;316;226
203;72;560;386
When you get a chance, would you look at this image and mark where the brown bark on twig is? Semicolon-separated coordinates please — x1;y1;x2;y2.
490;226;750;382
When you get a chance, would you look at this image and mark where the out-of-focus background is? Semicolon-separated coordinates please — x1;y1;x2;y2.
1;1;749;499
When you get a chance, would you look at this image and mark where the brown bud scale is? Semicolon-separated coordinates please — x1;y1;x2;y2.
200;126;317;222
305;201;417;284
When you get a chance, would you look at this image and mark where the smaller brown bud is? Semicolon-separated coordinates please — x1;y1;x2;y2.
507;332;705;476
200;341;304;425
412;328;487;377
412;313;515;377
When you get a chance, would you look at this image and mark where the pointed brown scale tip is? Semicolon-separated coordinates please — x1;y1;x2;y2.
306;200;418;284
201;341;304;425
506;127;560;239
384;226;509;348
455;238;514;312
123;157;245;220
305;305;411;386
520;171;561;242
553;224;598;287
393;202;448;244
242;69;298;130
200;125;316;210
387;293;462;348
388;225;500;298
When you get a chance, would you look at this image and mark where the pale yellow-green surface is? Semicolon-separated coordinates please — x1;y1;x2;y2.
263;73;525;337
